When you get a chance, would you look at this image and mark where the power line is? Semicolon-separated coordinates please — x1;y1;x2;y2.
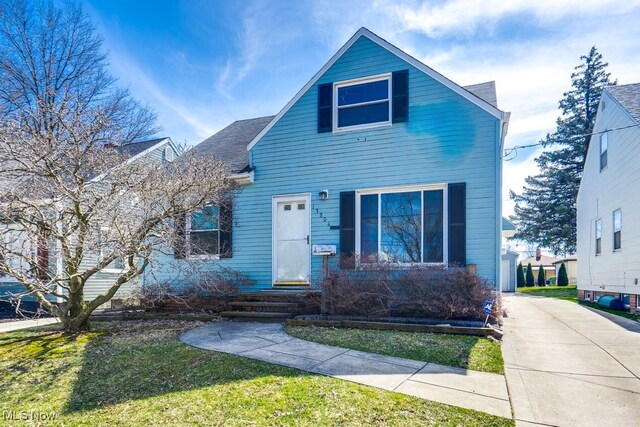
503;123;640;161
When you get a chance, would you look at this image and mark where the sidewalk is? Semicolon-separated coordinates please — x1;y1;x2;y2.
180;322;512;418
0;317;59;333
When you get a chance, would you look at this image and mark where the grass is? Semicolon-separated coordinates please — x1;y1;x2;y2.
285;325;504;375
0;320;513;426
517;285;578;302
517;285;639;322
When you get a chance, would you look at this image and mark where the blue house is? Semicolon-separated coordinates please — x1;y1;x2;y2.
149;28;510;294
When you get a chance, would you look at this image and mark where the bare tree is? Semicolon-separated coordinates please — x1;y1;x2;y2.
0;1;234;332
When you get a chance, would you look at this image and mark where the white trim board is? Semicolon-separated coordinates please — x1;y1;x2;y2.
247;27;508;152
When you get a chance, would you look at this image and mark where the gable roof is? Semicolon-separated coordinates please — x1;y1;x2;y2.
521;255;561;268
191;116;274;173
247;27;508;151
113;137;169;158
606;83;640;123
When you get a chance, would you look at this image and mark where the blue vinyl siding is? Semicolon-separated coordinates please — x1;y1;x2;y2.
148;35;501;290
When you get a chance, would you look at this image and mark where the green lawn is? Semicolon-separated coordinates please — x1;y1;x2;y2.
285;325;504;375
517;285;639;322
0;320;513;426
517;285;578;302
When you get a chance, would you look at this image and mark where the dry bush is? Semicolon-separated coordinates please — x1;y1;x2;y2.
324;256;497;321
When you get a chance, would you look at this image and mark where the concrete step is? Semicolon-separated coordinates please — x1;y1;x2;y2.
229;301;301;313
219;311;296;322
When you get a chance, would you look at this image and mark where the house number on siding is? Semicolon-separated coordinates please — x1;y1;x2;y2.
311;204;332;228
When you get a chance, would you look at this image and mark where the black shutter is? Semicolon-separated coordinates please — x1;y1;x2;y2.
392;70;409;123
219;201;233;259
448;183;466;267
339;191;356;269
174;214;187;259
318;83;333;133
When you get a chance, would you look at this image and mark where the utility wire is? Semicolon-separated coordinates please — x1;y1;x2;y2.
503;123;640;161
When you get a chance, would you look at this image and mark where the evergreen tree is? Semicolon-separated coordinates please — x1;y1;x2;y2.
517;262;526;288
558;263;569;287
526;263;535;287
537;265;546;287
510;47;615;255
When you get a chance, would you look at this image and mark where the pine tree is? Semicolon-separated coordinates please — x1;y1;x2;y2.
537;265;546;287
558;263;569;287
517;262;526;288
510;47;615;255
526;263;535;287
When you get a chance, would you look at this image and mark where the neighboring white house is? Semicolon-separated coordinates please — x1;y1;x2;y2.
576;83;640;311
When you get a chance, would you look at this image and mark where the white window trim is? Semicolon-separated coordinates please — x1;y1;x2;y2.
355;183;448;266
595;218;602;256
164;145;174;162
186;206;221;260
333;73;392;133
599;131;608;172
99;227;127;274
613;209;622;252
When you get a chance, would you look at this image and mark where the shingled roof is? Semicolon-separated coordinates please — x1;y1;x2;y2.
463;81;498;108
606;83;640;122
113;137;169;157
191;116;274;173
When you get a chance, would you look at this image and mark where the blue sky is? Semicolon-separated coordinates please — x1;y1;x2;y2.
85;0;640;217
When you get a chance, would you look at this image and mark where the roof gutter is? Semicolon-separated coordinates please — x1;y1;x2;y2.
230;170;254;185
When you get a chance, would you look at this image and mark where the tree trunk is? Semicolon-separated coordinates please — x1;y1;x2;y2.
62;278;91;333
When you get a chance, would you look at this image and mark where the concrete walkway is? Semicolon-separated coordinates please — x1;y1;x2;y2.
502;294;640;427
180;322;511;418
0;317;58;333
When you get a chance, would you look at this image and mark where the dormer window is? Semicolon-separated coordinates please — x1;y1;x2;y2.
334;74;391;131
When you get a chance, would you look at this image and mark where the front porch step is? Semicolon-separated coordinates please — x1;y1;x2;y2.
219;311;296;323
229;301;301;313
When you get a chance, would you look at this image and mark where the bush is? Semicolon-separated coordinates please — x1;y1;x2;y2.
537;265;545;287
324;258;497;321
526;263;535;287
516;262;526;288
558;263;569;287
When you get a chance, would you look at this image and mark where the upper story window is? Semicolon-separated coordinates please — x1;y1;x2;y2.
600;131;608;171
188;205;220;257
613;209;621;251
334;74;391;131
595;219;602;256
163;146;174;162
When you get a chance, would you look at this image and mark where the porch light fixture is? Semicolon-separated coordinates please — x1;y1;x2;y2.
319;190;329;200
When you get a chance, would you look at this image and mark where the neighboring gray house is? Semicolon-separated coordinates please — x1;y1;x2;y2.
577;83;640;310
0;137;179;311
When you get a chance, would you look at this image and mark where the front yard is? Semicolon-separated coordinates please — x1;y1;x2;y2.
285;325;504;374
0;320;513;426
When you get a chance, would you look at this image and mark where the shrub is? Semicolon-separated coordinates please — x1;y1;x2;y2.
526;263;535;287
323;257;497;321
558;263;569;287
516;262;526;288
537;265;545;287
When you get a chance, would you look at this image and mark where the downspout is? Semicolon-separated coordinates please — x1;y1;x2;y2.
497;112;511;291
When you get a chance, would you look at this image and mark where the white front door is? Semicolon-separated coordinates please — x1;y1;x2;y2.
273;194;310;285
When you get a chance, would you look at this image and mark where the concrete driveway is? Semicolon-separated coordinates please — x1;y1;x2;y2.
502;293;640;427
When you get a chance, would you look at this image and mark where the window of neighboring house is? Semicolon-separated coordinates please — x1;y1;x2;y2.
358;186;445;264
334;74;391;131
163;145;174;162
593;291;598;302
613;209;622;251
600;131;608;171
188;205;220;257
585;290;591;300
595;219;602;255
98;228;125;271
621;293;630;308
637;294;640;309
